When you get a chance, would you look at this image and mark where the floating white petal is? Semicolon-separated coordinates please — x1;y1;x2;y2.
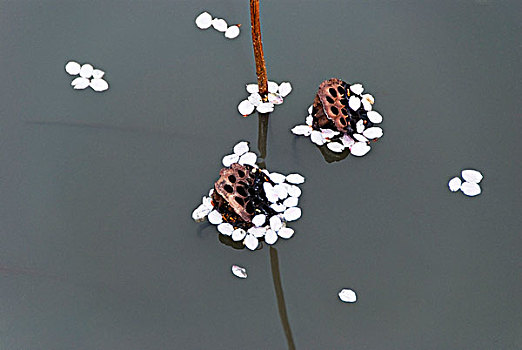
79;64;94;78
278;82;292;97
461;182;481;197
252;214;266;227
353;134;368;142
361;98;372;111
461;169;483;183
448;177;462;192
233;141;249;156
362;127;383;139
327;142;345;153
268;172;286;184
195;12;213;29
356;120;365;133
218;223;234;236
248;93;262;106
270;203;287;212
283;207;302;221
239;152;257;166
249;226;266;238
273;184;288;200
362;93;374;104
269;215;283;232
291;125;311;136
90;78;109;92
267;81;279;93
341;134;355;148
211;18;228;32
306;116;313;126
224;25;240;39
192;203;211;222
350;142;371;156
283;196;298;208
265;229;278;245
71;77;90;89
231;265;247;279
264;183;279;203
92;69;105;79
308;104;313;115
246;84;259;93
202;196;213;210
268;93;284;105
350;84;364;95
278;227;294;239
367;110;383;124
287;185;302;198
238;99;255;115
257;102;274;114
286;173;305;184
65;61;81;75
222;154;239;167
338;289;357;303
207;210;223;225
244;234;258;250
349;96;361;111
232;228;246;241
310;130;325;146
321;128;339;139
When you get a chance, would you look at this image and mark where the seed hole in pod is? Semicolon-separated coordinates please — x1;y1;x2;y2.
228;175;236;183
340;117;347;126
224;184;234;193
238;180;249;187
237;170;245;178
341;108;348;116
337;86;345;95
340;98;348;106
326;96;334;104
246;201;254;214
237;186;248;197
235;196;244;206
248;187;255;196
329;87;338;98
331;106;339;115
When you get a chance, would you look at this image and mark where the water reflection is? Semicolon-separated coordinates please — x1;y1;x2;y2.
317;144;351;163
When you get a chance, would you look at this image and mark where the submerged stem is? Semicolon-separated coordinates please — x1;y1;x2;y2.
250;0;268;101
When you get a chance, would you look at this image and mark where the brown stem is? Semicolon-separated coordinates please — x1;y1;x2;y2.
250;0;268;101
257;113;269;166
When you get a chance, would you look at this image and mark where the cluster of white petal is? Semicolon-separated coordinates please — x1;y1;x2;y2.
238;81;292;116
192;141;304;251
195;11;240;39
65;61;109;92
291;83;383;157
448;169;483;196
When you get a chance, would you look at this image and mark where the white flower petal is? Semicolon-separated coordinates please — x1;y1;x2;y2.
350;142;371;156
232;228;246;241
192;203;212;222
283;207;301;221
202;196;213;210
461;182;481;197
208;188;214;196
367;110;383;124
283;197;298;208
350;83;364;95
256;102;274;114
224;25;240;39
270;203;287;213
211;18;228;32
90;78;109;92
246;84;259;93
287;185;302;198
353;133;369;142
238;99;255;116
349;96;361;111
448;177;462;192
286;173;305;184
267;81;279;93
239;152;257;166
308;104;313;115
248;92;262;106
461;169;483;184
362;127;383;139
278;82;292;97
71;77;90;89
291;125;312;136
265;229;278;245
233;141;249;156
65;61;81;75
244;234;259;250
269;215;283;231
362;93;374;104
79;64;94;78
248;226;266;238
231;265;247;278
268;172;286;184
361;98;372;111
195;12;213;29
278;227;294;239
218;223;234;236
92;69;105;79
222;154;239;167
338;289;357;303
341;134;355;148
306;116;313;126
207;210;223;225
356;120;365;133
268;93;284;105
320;128;340;139
252;214;266;227
263;183;279;203
327;142;345;153
310;130;325;146
273;184;288;200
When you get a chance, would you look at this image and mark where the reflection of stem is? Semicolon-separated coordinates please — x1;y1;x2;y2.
250;0;268;101
270;247;296;350
257;113;269;167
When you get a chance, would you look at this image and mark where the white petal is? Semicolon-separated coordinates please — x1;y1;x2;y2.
349;96;361;111
233;141;249;156
248;227;266;238
367;110;383;124
269;215;283;231
310;130;325;146
278;227;294;239
265;229;278;245
207;210;223;225
202;196;213;210
224;25;240;39
256;102;274;114
341;134;355;148
287;185;302;198
327;142;345;153
218;223;234;236
268;172;286;184
208;188;214;196
306;116;313;126
270;203;287;212
362;127;383;139
291;125;312;136
362;93;374;104
192;203;211;222
350;142;371;156
308;104;313;115
286;173;305;184
267;81;279;93
65;61;81;75
92;69;105;79
320;128;340;139
211;18;227;32
353;133;369;142
448;177;462;192
232;228;246;241
338;289;357;303
222;154;239;167
239;152;257;166
273;184;288;200
278;82;292;97
248;92;262;106
283;197;298;208
71;77;90;89
268;92;284;105
264;183;279;203
231;265;247;278
90;78;109;92
246;84;259;93
350;84;364;95
461;182;481;197
283;207;301;221
356;120;365;133
252;214;266;227
79;64;94;78
238;100;255;116
244;234;259;250
461;169;483;183
195;12;213;29
361;98;372;111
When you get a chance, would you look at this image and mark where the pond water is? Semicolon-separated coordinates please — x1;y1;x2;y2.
1;1;521;349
